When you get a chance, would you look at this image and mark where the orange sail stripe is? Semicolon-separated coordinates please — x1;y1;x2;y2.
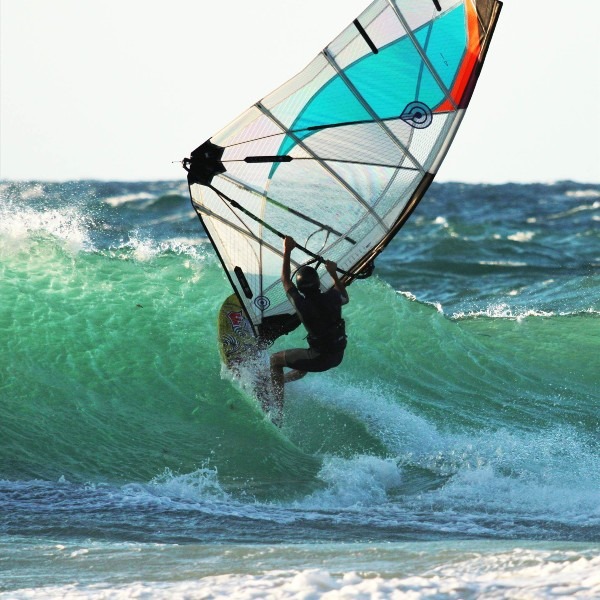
435;0;482;113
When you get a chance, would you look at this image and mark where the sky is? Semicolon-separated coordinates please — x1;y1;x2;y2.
1;0;598;184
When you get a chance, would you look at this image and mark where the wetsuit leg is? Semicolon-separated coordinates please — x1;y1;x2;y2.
283;347;344;373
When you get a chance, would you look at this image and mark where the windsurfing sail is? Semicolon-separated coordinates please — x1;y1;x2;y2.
184;0;502;341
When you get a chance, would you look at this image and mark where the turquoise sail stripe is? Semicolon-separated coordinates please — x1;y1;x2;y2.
415;5;467;90
273;5;466;169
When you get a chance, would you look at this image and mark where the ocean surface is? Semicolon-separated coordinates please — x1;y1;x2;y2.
0;179;598;598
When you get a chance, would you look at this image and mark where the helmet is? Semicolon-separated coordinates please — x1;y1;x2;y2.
295;266;320;293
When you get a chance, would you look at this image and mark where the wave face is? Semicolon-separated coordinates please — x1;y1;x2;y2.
0;180;598;546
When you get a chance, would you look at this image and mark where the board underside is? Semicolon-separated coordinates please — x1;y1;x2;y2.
217;293;262;369
217;293;278;419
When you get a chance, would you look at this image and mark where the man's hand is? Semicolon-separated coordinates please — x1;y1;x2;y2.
325;260;337;276
325;260;348;303
283;236;296;254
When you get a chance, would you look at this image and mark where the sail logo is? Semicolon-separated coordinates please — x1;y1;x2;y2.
254;295;271;310
400;101;433;129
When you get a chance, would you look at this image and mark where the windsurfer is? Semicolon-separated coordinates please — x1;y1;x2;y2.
270;236;349;417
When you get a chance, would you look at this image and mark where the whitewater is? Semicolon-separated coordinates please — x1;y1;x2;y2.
0;180;598;598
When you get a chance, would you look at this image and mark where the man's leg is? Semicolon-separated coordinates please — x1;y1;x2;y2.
270;348;315;419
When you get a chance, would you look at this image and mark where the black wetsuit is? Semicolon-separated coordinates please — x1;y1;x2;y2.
282;285;348;372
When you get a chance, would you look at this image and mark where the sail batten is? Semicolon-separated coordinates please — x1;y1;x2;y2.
185;0;502;339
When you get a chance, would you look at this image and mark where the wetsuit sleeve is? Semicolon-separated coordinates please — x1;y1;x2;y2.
286;286;304;314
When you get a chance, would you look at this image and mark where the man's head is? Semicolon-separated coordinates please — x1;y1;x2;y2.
295;265;320;294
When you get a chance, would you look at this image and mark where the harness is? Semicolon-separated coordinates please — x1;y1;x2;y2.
307;319;347;353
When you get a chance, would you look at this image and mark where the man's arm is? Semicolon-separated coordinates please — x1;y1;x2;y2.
325;260;349;304
281;236;296;293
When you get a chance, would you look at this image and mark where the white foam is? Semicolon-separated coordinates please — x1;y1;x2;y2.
565;189;600;199
8;549;599;599
128;234;158;262
103;192;155;207
114;233;209;264
122;466;230;505
0;204;91;255
452;302;554;321
397;290;443;313
477;260;528;267
18;183;46;200
507;231;535;242
285;375;600;531
298;377;442;459
401;422;599;532
296;455;403;509
548;200;600;219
